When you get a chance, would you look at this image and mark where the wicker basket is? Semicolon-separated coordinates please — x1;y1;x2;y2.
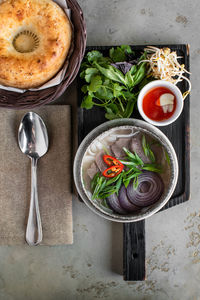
0;0;86;109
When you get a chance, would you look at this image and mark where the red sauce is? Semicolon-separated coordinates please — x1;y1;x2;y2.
142;87;176;121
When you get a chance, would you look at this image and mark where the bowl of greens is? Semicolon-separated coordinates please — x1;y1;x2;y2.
73;118;178;222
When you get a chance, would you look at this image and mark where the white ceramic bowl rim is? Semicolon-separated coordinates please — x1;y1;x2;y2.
137;80;183;126
73;118;179;223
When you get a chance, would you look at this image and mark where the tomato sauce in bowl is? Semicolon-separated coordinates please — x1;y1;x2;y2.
142;87;176;121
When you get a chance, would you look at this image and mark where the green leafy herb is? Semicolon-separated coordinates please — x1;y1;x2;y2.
142;135;156;163
81;95;94;109
115;175;123;195
94;63;127;86
123;147;144;166
133;176;139;190
91;175;108;200
109;45;133;62
91;172;101;191
88;75;102;92
84;68;99;83
80;45;147;120
165;150;170;166
142;164;163;173
87;50;103;63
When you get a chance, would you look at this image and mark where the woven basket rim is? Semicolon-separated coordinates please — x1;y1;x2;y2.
0;0;87;109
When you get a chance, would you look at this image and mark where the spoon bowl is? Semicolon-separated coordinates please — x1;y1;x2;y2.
18;112;49;245
18;112;48;159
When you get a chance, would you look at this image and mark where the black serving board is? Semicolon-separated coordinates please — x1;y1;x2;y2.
77;44;190;281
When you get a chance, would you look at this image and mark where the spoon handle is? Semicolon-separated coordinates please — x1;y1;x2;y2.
26;158;43;246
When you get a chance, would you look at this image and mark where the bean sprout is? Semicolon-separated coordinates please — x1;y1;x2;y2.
140;46;191;100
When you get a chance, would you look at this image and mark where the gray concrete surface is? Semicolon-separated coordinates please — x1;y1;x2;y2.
0;0;199;299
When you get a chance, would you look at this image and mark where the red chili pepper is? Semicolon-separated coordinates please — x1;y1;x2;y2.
103;155;123;167
102;165;123;178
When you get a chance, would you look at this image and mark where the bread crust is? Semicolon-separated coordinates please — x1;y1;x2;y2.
0;0;72;89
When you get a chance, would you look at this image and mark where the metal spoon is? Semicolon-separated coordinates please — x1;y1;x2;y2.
18;112;49;246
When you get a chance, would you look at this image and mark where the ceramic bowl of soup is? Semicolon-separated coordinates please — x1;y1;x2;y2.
137;80;183;126
73;118;178;222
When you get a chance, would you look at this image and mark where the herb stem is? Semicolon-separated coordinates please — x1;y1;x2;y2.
118;97;125;112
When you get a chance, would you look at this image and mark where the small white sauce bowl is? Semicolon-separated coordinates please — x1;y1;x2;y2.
137;80;184;126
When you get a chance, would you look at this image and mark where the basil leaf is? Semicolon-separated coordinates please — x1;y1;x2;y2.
94;63;126;85
125;70;134;88
130;65;137;75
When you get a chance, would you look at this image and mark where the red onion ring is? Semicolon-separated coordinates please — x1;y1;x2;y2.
107;193;127;214
127;171;164;207
118;185;140;212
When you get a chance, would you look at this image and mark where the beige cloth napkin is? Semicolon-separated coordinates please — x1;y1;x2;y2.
0;105;73;245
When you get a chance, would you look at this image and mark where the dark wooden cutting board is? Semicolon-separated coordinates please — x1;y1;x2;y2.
77;44;190;281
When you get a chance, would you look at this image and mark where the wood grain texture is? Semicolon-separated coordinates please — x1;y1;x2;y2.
77;44;190;281
123;221;145;281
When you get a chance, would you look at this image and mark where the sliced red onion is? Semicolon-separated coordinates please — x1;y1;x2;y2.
127;171;164;207
107;193;127;214
118;185;140;212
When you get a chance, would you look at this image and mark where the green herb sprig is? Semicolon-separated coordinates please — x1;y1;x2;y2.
80;46;150;120
142;135;155;163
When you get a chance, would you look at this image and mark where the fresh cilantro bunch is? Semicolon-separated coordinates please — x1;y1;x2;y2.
80;45;148;120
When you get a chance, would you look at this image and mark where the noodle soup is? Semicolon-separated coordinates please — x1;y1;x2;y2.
81;126;171;216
